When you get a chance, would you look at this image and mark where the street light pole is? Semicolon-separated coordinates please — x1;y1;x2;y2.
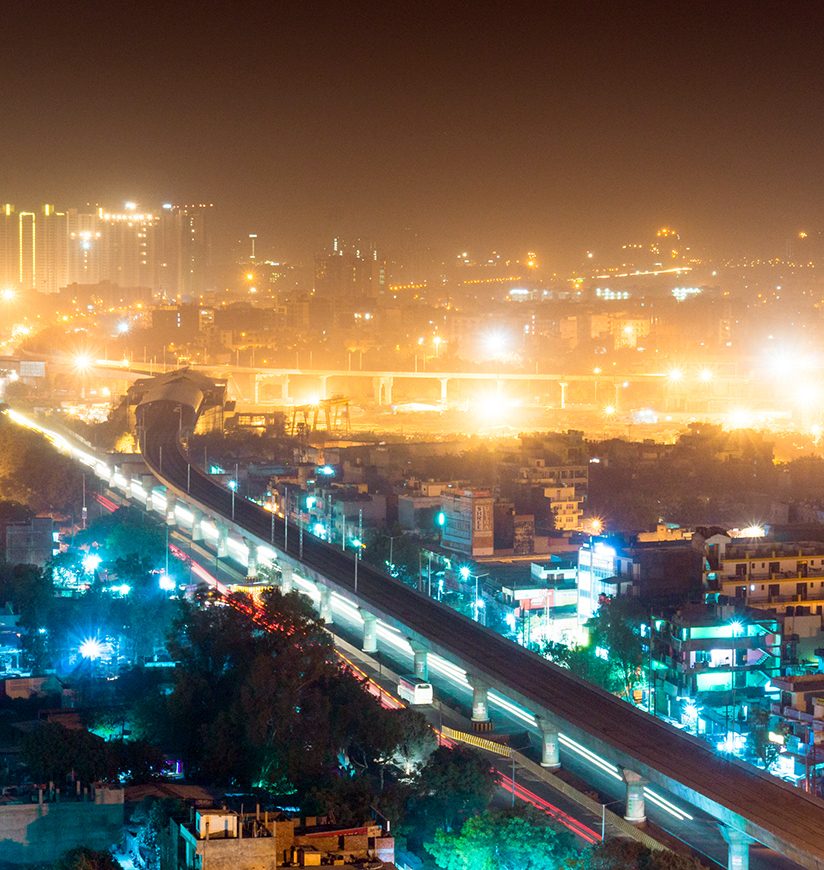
511;754;516;808
284;486;289;552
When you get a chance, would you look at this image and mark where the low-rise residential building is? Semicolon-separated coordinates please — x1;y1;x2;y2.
498;558;580;645
164;808;394;870
440;489;494;557
653;603;781;732
705;537;824;615
576;537;703;622
0;783;124;865
769;674;824;787
5;517;57;566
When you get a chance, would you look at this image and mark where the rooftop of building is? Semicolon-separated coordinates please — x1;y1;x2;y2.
668;602;777;629
723;540;824;558
771;674;824;693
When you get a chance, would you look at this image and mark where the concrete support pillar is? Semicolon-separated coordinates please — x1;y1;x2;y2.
318;585;333;624
280;564;293;594
439;377;449;405
559;381;568;410
253;374;260;404
281;374;290;401
622;769;647;823
360;610;378;653
373;377;382;405
216;523;229;558
319;375;329;400
467;674;492;731
245;540;258;579
384;376;393;405
535;715;561;769
410;641;429;681
720;826;755;870
190;509;204;542
165;493;177;526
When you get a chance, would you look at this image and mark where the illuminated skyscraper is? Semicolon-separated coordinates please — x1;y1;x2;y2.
67;207;102;285
0;204;17;290
18;210;35;290
36;204;68;294
157;203;215;297
314;237;386;325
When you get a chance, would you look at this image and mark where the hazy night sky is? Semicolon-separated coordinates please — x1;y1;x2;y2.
2;2;824;266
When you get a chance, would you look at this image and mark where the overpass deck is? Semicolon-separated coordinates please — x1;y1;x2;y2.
133;397;824;869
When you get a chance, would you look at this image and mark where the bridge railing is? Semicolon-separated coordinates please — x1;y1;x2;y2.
442;725;665;852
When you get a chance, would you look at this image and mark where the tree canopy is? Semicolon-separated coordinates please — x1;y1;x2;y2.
0;415;82;513
427;807;576;870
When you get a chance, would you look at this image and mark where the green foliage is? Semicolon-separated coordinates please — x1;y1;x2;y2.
747;705;787;771
148;589;428;797
569;839;707;869
0;415;83;513
363;525;423;587
21;722;112;783
538;640;621;694
0;562;54;668
53;846;121;870
587;426;777;529
136;797;186;870
405;745;496;845
427;807;576;870
76;507;166;565
587;596;647;700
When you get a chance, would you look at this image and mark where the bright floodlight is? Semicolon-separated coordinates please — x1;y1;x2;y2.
228;480;238;491
116;583;131;596
603;404;616;416
158;573;176;592
459;566;471;580
1;288;14;302
729;620;743;636
79;638;104;660
116;321;129;334
667;367;684;382
82;553;102;574
482;331;508;357
740;524;765;538
698;368;713;383
587;517;603;535
73;353;93;372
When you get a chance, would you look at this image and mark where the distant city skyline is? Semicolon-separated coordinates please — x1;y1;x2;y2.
3;4;824;267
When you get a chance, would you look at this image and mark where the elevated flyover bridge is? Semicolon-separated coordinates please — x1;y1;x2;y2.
4;380;823;870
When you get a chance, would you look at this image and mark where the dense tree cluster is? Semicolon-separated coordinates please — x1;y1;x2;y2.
139;589;438;805
0;415;82;514
537;596;646;700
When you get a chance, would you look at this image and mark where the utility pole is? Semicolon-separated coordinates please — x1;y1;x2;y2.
81;475;87;530
284;486;289;552
354;509;363;594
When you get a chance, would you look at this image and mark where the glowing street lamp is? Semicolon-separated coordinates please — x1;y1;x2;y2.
667;367;684;382
698;367;713;383
73;353;92;372
82;553;102;574
158;573;176;592
228;478;238;519
79;637;104;660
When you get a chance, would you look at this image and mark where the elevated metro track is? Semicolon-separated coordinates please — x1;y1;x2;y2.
130;396;824;869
